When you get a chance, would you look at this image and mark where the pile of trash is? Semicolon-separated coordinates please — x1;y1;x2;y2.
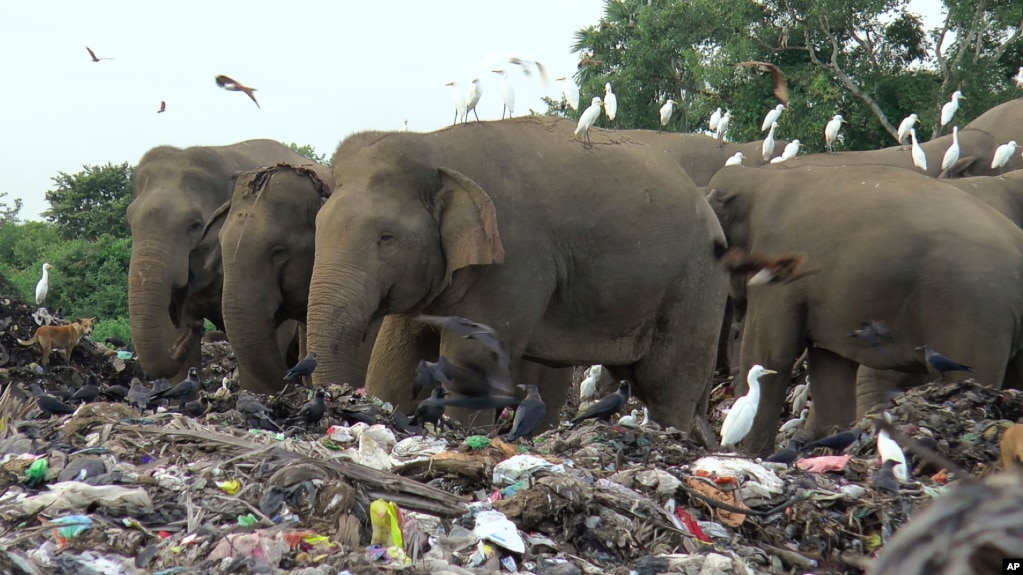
1;292;1022;575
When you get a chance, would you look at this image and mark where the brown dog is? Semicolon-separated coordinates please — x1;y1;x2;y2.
17;317;95;367
1001;423;1023;472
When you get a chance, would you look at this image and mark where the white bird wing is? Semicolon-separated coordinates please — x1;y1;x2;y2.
720;395;756;446
604;93;618;120
562;80;579;111
876;430;909;481
709;110;721;130
941;144;959;170
761;108;780;132
940;101;956;126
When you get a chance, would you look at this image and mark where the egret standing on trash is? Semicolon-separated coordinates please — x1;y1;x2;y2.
719;365;776;449
35;263;53;306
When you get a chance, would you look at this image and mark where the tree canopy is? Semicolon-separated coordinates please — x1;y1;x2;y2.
43;162;133;241
287;142;329;166
562;0;1023;152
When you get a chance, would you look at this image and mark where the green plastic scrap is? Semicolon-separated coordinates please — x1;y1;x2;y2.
23;458;47;486
464;436;491;450
237;513;257;527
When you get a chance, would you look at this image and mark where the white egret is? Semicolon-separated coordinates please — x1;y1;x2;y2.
709;107;722;131
896;113;919;147
1015;67;1023;90
492;69;515;119
575;96;604;145
909;128;927;171
824;114;845;151
780;139;801;161
579;364;602;402
724;152;746;167
465;78;482;123
715;111;731;140
940;90;965;128
941;125;960;173
603;82;618;123
35;263;53;305
876;412;908;482
556;76;579;111
507;56;550;87
640;407;650;427
402;119;408;132
791;376;810;414
779;408;808;433
720;364;777;448
617;409;641;428
992;140;1019;169
443;81;466;126
659;99;675;130
761;104;784;132
763;122;779;160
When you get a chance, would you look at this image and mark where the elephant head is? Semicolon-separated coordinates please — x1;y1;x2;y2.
127;140;312;379
307;135;505;387
965;99;1023;173
215;163;333;393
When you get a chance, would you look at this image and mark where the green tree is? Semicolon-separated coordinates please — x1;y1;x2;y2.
43;162;133;241
286;142;329;166
567;0;1023;153
0;192;22;224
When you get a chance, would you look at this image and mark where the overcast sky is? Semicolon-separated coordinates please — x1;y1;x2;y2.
1;1;941;221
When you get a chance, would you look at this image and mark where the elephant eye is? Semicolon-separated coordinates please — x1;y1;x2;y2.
271;246;287;257
378;233;397;245
189;221;203;233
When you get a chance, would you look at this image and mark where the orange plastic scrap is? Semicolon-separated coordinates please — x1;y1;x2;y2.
930;469;948;484
685;477;748;527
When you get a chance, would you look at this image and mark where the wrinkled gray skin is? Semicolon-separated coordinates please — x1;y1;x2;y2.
306;116;728;433
965;99;1023;173
770;128;999;178
707;164;1023;455
128;140;312;381
613;131;788;186
213;164;366;393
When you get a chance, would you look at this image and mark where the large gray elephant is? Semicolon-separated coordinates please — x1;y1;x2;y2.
770;128;999;178
965;99;1023;173
706;164;1023;455
306;116;729;432
128;140;313;380
608;131;787;187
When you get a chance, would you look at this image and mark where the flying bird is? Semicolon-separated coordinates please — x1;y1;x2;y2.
150;367;202;408
896;113;918;147
444;81;467;125
719;365;776;448
556;76;579;111
603;82;618;123
415;315;510;377
492;69;515;119
715;111;731;140
412;356;454;399
570;380;631;425
157;101;166;114
765;438;803;464
35;262;53;306
86;47;113;62
735;61;789;106
502;384;546;441
872;459;901;495
659;99;675;130
991;141;1019;170
724;152;745;167
214;75;260;109
800;430;860;453
286;388;327;429
464;78;483;123
708;107;722;131
579;365;602;402
410;386;448;433
915;345;973;381
508;56;550;86
29;383;75;417
763;121;779;160
940;90;965;128
761;104;784;132
909;129;927;171
876;412;908;482
824;114;845;151
284;352;318;382
940;125;960;175
715;245;815;285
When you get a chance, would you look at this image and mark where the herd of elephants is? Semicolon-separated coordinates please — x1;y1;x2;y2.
125;99;1023;456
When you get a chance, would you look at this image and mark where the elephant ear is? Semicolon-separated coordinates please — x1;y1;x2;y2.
706;188;735;215
197;199;231;273
433;167;506;286
946;156;979;178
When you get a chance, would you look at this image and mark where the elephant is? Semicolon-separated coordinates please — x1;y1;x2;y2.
946;170;1023;227
965;99;1023;173
128;140;314;381
770;128;1000;178
610;131;788;187
306;116;729;433
706;164;1023;455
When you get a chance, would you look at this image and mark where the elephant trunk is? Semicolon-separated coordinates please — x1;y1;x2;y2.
128;240;187;378
307;259;378;388
223;288;289;393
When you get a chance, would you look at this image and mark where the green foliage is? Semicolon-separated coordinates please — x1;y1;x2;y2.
286;142;329;166
0;192;22;224
43;163;133;241
92;316;131;346
565;0;1023;151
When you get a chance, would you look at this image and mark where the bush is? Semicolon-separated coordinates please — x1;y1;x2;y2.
92;317;131;346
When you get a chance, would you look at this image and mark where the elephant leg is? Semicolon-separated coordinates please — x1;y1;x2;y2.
524;360;572;432
276;320;301;367
803;347;860;439
1003;350;1023;390
365;315;439;413
853;367;924;418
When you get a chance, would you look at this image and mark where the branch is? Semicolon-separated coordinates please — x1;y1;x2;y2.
992;19;1023;61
